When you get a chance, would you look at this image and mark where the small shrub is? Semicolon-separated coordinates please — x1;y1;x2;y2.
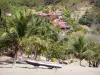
63;10;71;18
79;16;92;26
73;25;83;32
70;60;74;64
51;58;57;62
95;0;100;8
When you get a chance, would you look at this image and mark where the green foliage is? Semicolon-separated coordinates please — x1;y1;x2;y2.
95;0;100;8
73;36;87;65
79;16;92;26
96;12;100;23
73;25;83;32
51;58;57;62
73;36;86;53
0;2;100;67
44;0;60;5
0;0;10;13
0;7;34;59
46;39;73;60
22;36;47;59
83;50;94;60
63;10;71;18
0;0;23;13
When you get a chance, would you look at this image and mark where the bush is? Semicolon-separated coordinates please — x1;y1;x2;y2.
63;10;71;18
51;58;57;62
70;60;74;64
96;13;100;23
79;16;92;26
73;25;83;32
95;0;100;8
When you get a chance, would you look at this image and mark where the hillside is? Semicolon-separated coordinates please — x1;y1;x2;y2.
0;0;100;68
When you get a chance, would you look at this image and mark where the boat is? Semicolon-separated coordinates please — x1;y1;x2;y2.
25;60;62;69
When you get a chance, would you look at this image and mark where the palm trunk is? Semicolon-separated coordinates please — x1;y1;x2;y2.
12;52;17;66
12;50;18;67
34;50;37;60
96;60;99;67
92;61;96;67
80;59;82;66
27;54;30;58
12;41;19;68
89;60;91;67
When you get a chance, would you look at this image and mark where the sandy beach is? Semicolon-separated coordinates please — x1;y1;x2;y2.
0;63;100;75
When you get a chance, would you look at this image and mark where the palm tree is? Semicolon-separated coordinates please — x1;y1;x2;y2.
0;6;56;63
0;7;34;66
73;36;86;66
83;50;94;67
23;36;47;60
91;43;100;67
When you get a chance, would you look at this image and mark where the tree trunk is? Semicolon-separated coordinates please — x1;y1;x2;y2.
34;50;37;60
12;52;17;66
89;60;91;67
96;60;99;67
12;50;18;68
92;61;96;67
12;42;19;68
27;54;30;58
80;59;82;66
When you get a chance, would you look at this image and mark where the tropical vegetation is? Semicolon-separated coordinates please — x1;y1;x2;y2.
0;0;100;68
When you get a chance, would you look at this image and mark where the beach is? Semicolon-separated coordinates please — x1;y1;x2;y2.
0;64;100;75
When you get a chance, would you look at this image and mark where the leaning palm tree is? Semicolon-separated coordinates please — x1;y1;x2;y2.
0;6;53;64
0;7;34;66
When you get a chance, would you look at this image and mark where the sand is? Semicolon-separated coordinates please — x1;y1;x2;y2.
0;56;100;75
0;64;100;75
